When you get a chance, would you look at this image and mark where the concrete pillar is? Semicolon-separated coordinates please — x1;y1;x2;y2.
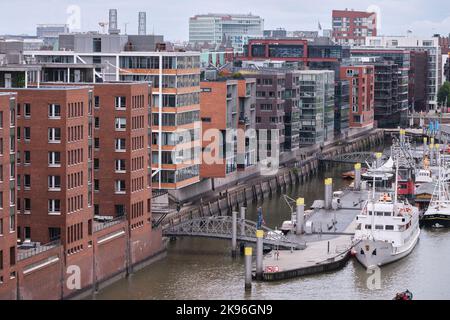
354;163;361;191
256;230;264;280
231;211;237;258
244;247;252;291
324;178;333;210
240;207;246;236
399;129;405;146
375;153;382;168
296;198;304;235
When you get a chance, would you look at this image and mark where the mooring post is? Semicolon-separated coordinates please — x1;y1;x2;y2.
423;137;428;155
296;198;304;235
240;207;246;236
324;178;333;210
430;143;435;166
375;152;382;168
244;247;252;291
256;230;264;280
231;211;237;258
354;163;361;191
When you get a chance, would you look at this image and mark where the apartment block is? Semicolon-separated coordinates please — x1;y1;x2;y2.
4;87;94;253
250;72;286;154
0;92;17;299
340;65;375;129
298;70;335;146
332;9;377;46
334;80;350;137
92;83;151;232
284;71;301;151
237;78;257;170
364;36;442;110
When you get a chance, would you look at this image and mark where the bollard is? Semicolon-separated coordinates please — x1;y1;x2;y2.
296;198;305;235
324;178;333;210
375;153;382;168
354;163;361;191
399;129;405;146
244;247;252;291
240;207;246;236
231;211;237;258
256;230;264;280
423;137;428;154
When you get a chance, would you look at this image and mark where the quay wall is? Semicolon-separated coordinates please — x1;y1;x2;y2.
1;221;166;300
163;130;385;229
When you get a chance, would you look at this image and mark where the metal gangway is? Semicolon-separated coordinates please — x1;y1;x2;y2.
163;216;306;250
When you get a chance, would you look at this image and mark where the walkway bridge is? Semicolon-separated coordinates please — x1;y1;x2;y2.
163;216;306;250
318;152;378;165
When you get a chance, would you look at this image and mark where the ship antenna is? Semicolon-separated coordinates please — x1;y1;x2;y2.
394;155;399;208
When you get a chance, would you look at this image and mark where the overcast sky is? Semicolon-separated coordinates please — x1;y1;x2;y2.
1;0;449;41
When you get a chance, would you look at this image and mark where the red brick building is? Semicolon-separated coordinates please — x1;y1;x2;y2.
332;9;377;46
340;65;375;128
0;92;18;299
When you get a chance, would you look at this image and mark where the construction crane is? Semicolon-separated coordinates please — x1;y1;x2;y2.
98;22;108;34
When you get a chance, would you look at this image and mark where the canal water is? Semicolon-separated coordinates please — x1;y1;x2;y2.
94;147;450;300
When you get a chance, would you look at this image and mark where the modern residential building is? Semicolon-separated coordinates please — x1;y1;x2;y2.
340;65;375;129
350;56;406;128
6;87;94;250
334;80;350;137
283;71;301;151
189;13;264;52
332;9;377;46
0;92;17;300
364;36;442;110
91;83;152;230
298;70;335;145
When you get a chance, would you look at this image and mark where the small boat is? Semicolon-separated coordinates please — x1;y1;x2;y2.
342;168;367;180
393;290;413;300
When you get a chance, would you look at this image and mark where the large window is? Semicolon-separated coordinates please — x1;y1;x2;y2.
48;128;61;143
269;45;305;58
48;199;61;214
93;38;102;53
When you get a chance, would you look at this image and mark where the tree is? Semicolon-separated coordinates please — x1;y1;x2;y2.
438;81;450;108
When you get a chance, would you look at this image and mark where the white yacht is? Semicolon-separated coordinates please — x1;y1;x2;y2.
421;155;450;228
353;163;420;268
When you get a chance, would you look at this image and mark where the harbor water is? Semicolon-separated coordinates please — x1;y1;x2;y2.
93;158;450;300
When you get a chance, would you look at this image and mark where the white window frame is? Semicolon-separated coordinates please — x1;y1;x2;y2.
115;118;127;131
48;151;61;167
115;138;126;152
115;180;126;194
48;199;61;215
115;159;126;173
48;104;61;119
48;128;61;143
48;175;61;191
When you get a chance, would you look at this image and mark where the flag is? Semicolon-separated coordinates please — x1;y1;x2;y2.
318;21;322;31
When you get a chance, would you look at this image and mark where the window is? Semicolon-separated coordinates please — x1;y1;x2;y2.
94;158;99;170
94;117;100;128
48;175;61;191
94;96;100;108
24;198;31;213
115;97;126;110
115;180;126;194
48;128;61;143
24;227;31;240
24;103;31;117
115;118;127;131
0;111;3;128
48;199;61;214
48;151;61;167
0;250;3;271
115;159;126;172
49;227;61;241
93;38;102;53
24;175;31;189
0;218;3;236
386;225;394;231
115;205;125;217
24;127;31;141
9;247;15;266
48;104;61;118
24;151;30;165
94;138;100;149
0;192;2;208
375;225;384;230
115;139;126;152
94;179;99;192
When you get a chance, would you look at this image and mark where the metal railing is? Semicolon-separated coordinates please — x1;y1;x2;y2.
93;216;127;233
17;240;61;261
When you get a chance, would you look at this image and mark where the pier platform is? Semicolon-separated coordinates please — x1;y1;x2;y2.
259;190;369;281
